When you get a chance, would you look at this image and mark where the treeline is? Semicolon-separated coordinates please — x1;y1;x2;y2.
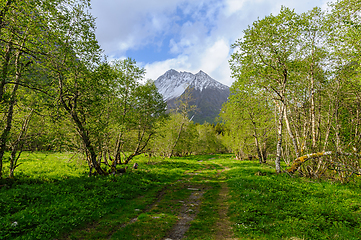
1;0;360;181
222;0;361;181
0;0;228;179
0;0;170;178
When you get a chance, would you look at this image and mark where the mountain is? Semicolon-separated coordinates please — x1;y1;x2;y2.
154;69;230;123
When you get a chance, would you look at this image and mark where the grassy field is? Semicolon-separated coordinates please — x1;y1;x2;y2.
1;152;361;239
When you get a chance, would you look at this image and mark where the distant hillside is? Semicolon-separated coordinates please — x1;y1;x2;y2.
154;69;230;123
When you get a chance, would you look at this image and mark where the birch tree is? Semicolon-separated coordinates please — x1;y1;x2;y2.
230;7;302;172
287;1;361;179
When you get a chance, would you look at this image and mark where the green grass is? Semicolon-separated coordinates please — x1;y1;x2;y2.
110;181;191;240
184;182;221;240
0;152;186;240
225;160;361;239
1;153;361;239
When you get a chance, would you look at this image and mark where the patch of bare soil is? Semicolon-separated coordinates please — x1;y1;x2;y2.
215;181;236;240
164;186;206;240
213;164;237;240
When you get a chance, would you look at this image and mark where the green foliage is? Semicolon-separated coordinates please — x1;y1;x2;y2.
106;59;167;164
220;82;274;160
195;123;226;155
327;0;361;68
2;153;361;239
227;2;361;177
151;113;196;157
226;161;361;239
0;0;104;178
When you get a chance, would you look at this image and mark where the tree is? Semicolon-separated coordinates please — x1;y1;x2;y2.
0;0;81;178
0;0;167;178
230;7;303;172
151;87;198;157
195;122;226;155
106;59;167;166
42;0;107;176
220;80;274;162
291;1;361;179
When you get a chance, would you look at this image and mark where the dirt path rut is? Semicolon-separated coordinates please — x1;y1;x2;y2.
164;162;237;240
215;181;235;240
165;187;206;240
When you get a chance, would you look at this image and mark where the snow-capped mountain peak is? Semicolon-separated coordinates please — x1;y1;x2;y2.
154;69;228;101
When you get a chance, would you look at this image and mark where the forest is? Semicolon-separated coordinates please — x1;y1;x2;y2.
0;0;360;181
1;0;361;239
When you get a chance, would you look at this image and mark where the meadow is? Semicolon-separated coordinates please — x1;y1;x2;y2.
1;152;361;239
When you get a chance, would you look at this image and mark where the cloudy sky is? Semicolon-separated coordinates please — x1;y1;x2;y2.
90;0;334;87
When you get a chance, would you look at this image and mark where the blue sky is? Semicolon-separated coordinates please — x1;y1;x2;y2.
90;0;334;86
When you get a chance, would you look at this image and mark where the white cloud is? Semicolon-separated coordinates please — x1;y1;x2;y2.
145;39;232;86
198;39;231;85
144;55;191;81
200;39;229;72
224;0;247;16
91;0;334;87
90;0;185;55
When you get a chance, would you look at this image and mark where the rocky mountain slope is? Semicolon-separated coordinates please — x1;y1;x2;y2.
154;69;230;123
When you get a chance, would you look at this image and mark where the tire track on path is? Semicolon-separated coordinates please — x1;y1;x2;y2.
214;163;237;240
164;186;206;240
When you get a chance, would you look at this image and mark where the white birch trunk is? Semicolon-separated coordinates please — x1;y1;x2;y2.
275;103;285;173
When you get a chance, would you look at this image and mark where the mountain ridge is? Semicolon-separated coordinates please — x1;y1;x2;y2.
154;69;230;123
154;69;229;101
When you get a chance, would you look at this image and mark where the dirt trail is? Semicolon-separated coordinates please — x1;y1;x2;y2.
165;163;237;240
110;162;236;240
213;165;236;240
59;160;238;240
215;181;236;240
165;186;206;240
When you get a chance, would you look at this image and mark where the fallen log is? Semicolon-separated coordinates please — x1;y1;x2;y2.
287;151;333;173
287;151;361;174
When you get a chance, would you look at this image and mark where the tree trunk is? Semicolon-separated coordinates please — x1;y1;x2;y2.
58;89;105;175
251;123;263;163
287;151;333;174
170;122;185;158
310;62;317;149
0;79;19;179
287;150;361;175
0;50;22;179
254;136;263;164
114;131;124;164
9;109;33;178
0;42;11;102
71;110;105;175
275;103;285;173
334;89;341;152
283;105;300;158
261;142;267;163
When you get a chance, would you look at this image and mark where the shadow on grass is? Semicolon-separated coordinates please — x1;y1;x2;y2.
0;167;183;240
226;162;361;240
